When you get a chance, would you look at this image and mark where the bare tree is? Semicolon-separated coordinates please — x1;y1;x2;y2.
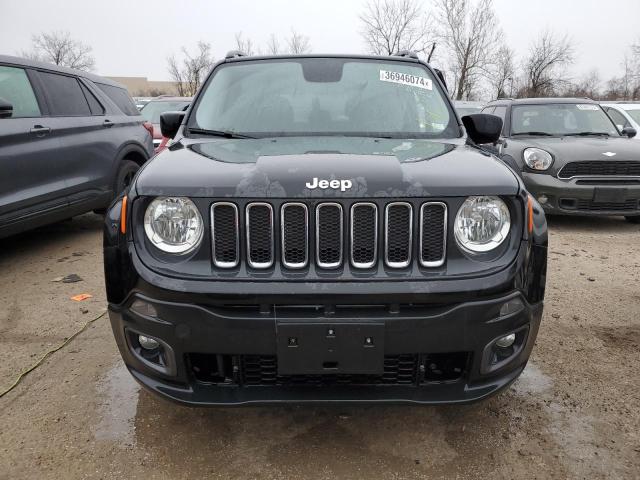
265;34;281;55
25;31;95;71
286;29;311;54
487;44;516;99
565;69;601;99
234;32;255;56
359;0;431;56
522;30;574;97
167;41;215;97
435;0;501;100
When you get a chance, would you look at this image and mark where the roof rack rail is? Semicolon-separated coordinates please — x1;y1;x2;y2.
394;50;419;59
225;50;248;59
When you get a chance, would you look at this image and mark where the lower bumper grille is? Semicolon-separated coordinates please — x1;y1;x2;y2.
187;352;470;386
576;199;639;211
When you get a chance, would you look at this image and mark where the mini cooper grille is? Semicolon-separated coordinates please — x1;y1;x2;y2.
210;201;448;270
558;161;640;179
246;203;274;268
385;203;412;268
281;204;308;268
211;203;239;268
316;203;343;268
350;203;377;268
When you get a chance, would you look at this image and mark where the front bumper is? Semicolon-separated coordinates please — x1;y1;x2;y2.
523;172;640;216
109;285;543;406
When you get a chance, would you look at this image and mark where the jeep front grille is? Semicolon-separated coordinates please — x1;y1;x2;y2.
211;200;448;271
246;203;274;269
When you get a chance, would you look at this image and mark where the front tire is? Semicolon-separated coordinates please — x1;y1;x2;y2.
625;216;640;224
114;160;140;196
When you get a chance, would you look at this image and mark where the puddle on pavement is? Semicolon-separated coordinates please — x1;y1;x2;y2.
512;362;553;396
93;362;140;446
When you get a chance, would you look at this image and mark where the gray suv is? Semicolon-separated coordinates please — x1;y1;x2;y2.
0;55;154;238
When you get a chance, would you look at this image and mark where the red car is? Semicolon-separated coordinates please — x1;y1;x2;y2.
140;96;191;152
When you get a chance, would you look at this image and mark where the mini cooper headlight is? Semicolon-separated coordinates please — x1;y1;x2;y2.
454;196;511;253
523;148;553;170
144;197;203;254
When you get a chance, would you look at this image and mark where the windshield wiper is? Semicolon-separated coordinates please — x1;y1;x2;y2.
511;131;554;136
563;132;610;137
187;128;255;139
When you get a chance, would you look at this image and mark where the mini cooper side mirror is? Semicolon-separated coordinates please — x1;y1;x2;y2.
462;113;503;145
160;111;186;139
622;127;637;139
0;98;13;119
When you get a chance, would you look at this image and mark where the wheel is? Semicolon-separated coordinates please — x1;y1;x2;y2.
624;216;640;224
114;160;140;196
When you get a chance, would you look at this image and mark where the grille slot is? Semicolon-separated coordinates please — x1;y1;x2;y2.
316;203;343;268
558;161;640;179
281;203;308;269
211;202;240;268
241;354;418;386
576;199;639;211
385;202;412;268
419;202;447;267
246;203;274;269
350;203;378;268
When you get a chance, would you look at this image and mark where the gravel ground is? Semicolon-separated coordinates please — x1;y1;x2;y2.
0;213;639;480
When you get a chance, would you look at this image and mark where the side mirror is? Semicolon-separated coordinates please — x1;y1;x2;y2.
622;127;637;139
0;98;13;119
433;68;448;92
462;114;503;145
160;111;186;139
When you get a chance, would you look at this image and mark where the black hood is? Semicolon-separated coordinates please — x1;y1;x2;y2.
136;137;520;198
505;135;640;174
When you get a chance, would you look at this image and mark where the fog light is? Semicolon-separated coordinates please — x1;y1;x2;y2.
537;195;548;205
130;299;157;317
138;335;159;350
495;333;516;348
499;298;523;316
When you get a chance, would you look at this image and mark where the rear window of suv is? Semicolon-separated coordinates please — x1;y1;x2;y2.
96;83;140;116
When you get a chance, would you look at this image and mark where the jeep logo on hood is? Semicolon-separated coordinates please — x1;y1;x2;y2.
306;177;353;192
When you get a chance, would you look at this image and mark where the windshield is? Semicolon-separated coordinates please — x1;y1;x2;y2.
141;101;190;123
511;103;619;136
191;58;458;138
625;109;640;124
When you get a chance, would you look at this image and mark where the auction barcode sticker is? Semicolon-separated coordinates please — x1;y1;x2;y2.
379;70;432;90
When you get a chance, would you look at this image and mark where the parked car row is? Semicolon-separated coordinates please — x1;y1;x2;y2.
139;96;191;150
0;55;154;238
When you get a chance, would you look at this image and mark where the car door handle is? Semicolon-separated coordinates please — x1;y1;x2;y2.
103;119;115;128
29;125;51;136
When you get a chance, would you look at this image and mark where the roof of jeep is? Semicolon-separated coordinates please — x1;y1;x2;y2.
222;53;424;64
487;97;597;106
0;54;126;89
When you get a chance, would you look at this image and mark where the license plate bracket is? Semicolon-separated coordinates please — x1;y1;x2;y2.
593;187;627;203
276;322;384;375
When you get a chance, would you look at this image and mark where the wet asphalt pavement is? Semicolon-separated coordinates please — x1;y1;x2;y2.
1;213;639;479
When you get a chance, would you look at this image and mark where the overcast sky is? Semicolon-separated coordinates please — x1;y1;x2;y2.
1;0;638;83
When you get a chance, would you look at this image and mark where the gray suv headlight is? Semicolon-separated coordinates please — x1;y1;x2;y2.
523;147;553;170
144;197;203;254
454;196;511;253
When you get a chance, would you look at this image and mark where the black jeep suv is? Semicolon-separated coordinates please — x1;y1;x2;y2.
0;55;154;238
104;53;547;405
482;98;640;222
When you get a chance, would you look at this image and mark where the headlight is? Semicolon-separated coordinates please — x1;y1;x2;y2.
144;197;203;254
454;196;511;253
523;148;553;170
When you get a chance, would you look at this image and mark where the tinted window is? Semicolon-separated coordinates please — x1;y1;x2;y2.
0;66;41;118
79;82;104;115
193;59;458;138
39;72;91;116
511;104;618;136
141;100;190;123
96;83;139;116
